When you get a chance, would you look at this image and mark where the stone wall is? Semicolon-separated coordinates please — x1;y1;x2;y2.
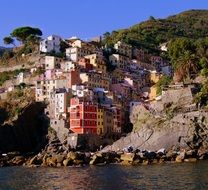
67;134;102;151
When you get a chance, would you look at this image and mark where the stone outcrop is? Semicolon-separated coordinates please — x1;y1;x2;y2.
0;102;48;153
102;111;208;153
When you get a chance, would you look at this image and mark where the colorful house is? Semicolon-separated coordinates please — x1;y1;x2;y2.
69;97;97;134
97;107;104;135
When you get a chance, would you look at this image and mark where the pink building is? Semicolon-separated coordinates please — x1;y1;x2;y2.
78;58;93;71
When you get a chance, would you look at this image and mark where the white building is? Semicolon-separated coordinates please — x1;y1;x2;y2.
35;78;68;102
45;56;62;70
52;90;70;118
71;85;92;98
66;47;91;62
61;61;77;72
40;35;62;53
17;72;24;84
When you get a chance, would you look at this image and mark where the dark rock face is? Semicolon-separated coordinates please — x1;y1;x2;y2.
0;102;48;153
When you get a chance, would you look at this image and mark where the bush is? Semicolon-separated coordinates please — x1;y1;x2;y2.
156;76;172;95
195;80;208;107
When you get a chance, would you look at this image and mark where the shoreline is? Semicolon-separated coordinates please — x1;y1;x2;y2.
0;147;207;168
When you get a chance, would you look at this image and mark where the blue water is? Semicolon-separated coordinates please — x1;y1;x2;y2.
0;161;208;190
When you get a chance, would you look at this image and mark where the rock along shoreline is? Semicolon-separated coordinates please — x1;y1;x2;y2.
1;146;208;168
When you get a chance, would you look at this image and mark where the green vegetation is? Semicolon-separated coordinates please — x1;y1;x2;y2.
1;26;43;65
168;37;208;81
156;76;172;95
0;88;35;120
10;26;42;44
0;69;29;86
0;51;15;64
103;10;208;54
32;67;45;77
103;10;208;83
60;40;70;53
3;37;15;46
45;51;65;58
195;80;208;108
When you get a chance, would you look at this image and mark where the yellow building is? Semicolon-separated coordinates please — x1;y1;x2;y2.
80;72;110;91
85;54;106;73
114;41;132;58
97;107;104;135
109;54;130;70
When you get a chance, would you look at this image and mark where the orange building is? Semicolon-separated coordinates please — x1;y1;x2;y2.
69;98;97;134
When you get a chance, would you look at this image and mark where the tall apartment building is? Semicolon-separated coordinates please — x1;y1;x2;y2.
69;97;98;134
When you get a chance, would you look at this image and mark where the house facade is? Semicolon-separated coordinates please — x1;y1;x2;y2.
40;35;62;53
69;98;97;134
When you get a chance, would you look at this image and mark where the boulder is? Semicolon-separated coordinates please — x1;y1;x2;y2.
104;152;120;164
186;150;197;158
166;150;177;161
121;160;132;165
197;147;208;159
144;151;157;160
11;156;25;165
63;158;73;167
120;153;136;162
29;155;42;166
45;157;56;167
53;154;65;164
184;158;197;162
67;151;78;160
42;154;50;166
89;153;105;165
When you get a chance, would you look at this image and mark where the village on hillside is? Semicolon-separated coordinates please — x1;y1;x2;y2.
0;34;175;143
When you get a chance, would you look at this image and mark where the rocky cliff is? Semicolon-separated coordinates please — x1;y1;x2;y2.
0;100;48;153
0;90;48;152
103;86;208;152
102;111;208;152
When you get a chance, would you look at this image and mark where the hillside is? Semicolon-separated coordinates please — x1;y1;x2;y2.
103;10;208;53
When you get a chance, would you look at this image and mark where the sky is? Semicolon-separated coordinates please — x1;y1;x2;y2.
1;0;208;46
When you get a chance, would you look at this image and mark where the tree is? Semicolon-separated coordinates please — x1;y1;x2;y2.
195;80;208;108
175;51;198;81
11;26;42;43
103;32;110;39
60;40;69;53
3;37;15;46
168;38;199;81
149;16;155;21
26;34;41;45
